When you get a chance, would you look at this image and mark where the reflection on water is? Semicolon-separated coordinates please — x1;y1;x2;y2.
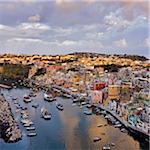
0;88;146;150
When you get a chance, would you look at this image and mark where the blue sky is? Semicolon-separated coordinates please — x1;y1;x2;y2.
0;0;149;56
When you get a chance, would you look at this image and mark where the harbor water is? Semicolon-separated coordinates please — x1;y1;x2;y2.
0;88;147;150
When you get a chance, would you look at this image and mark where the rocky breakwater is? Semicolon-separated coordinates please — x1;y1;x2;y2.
0;94;22;143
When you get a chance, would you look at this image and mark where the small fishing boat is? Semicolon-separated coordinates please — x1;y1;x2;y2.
97;124;103;127
94;108;101;115
23;123;31;127
29;91;37;97
56;104;64;111
63;93;72;98
101;110;107;115
93;137;101;142
41;107;51;120
104;115;110;119
27;132;37;137
12;97;17;101
103;146;111;150
21;119;29;124
21;110;29;114
84;110;92;115
21;107;27;110
44;93;52;101
14;101;18;104
21;119;33;126
110;142;115;146
26;126;36;131
81;101;87;105
86;104;92;108
120;128;127;133
114;124;122;128
73;98;79;103
23;95;32;103
107;117;116;125
32;103;39;108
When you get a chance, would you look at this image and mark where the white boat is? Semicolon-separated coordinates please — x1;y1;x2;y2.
84;110;92;115
63;93;72;98
73;98;79;103
26;126;36;131
104;115;110;119
81;101;87;105
21;119;33;126
21;119;29;124
29;91;37;97
23;95;32;103
120;128;127;133
23;123;31;127
97;124;103;127
114;124;122;128
103;146;111;150
27;132;37;137
86;104;92;108
44;93;53;102
93;137;101;142
56;104;64;111
110;142;115;146
41;107;51;120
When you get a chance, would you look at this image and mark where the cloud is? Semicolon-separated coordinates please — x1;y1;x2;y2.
0;1;148;56
114;39;128;48
0;23;51;41
62;40;76;46
145;38;150;48
18;23;50;30
28;14;41;22
86;32;104;40
7;37;42;43
0;24;13;30
104;12;131;31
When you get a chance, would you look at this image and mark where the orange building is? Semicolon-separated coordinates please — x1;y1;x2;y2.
108;85;120;100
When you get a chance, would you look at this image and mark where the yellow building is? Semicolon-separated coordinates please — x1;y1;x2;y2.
108;85;120;100
0;67;4;73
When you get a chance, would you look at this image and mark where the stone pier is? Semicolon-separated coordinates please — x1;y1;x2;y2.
0;94;22;143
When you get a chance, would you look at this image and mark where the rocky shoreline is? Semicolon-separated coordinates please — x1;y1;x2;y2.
0;93;22;143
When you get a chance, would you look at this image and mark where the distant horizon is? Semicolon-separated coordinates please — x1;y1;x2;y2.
0;50;149;58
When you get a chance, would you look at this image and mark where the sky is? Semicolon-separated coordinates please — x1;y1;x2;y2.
0;0;149;56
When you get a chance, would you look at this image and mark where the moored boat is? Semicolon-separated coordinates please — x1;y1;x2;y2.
114;124;122;128
44;93;54;102
73;98;79;103
97;124;103;127
41;107;51;120
23;95;32;103
32;103;39;108
81;101;87;105
84;110;92;115
56;104;64;111
93;137;101;142
103;146;111;150
26;126;36;131
86;104;92;108
27;132;37;137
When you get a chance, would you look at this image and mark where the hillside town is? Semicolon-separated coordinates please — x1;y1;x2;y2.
0;53;149;144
